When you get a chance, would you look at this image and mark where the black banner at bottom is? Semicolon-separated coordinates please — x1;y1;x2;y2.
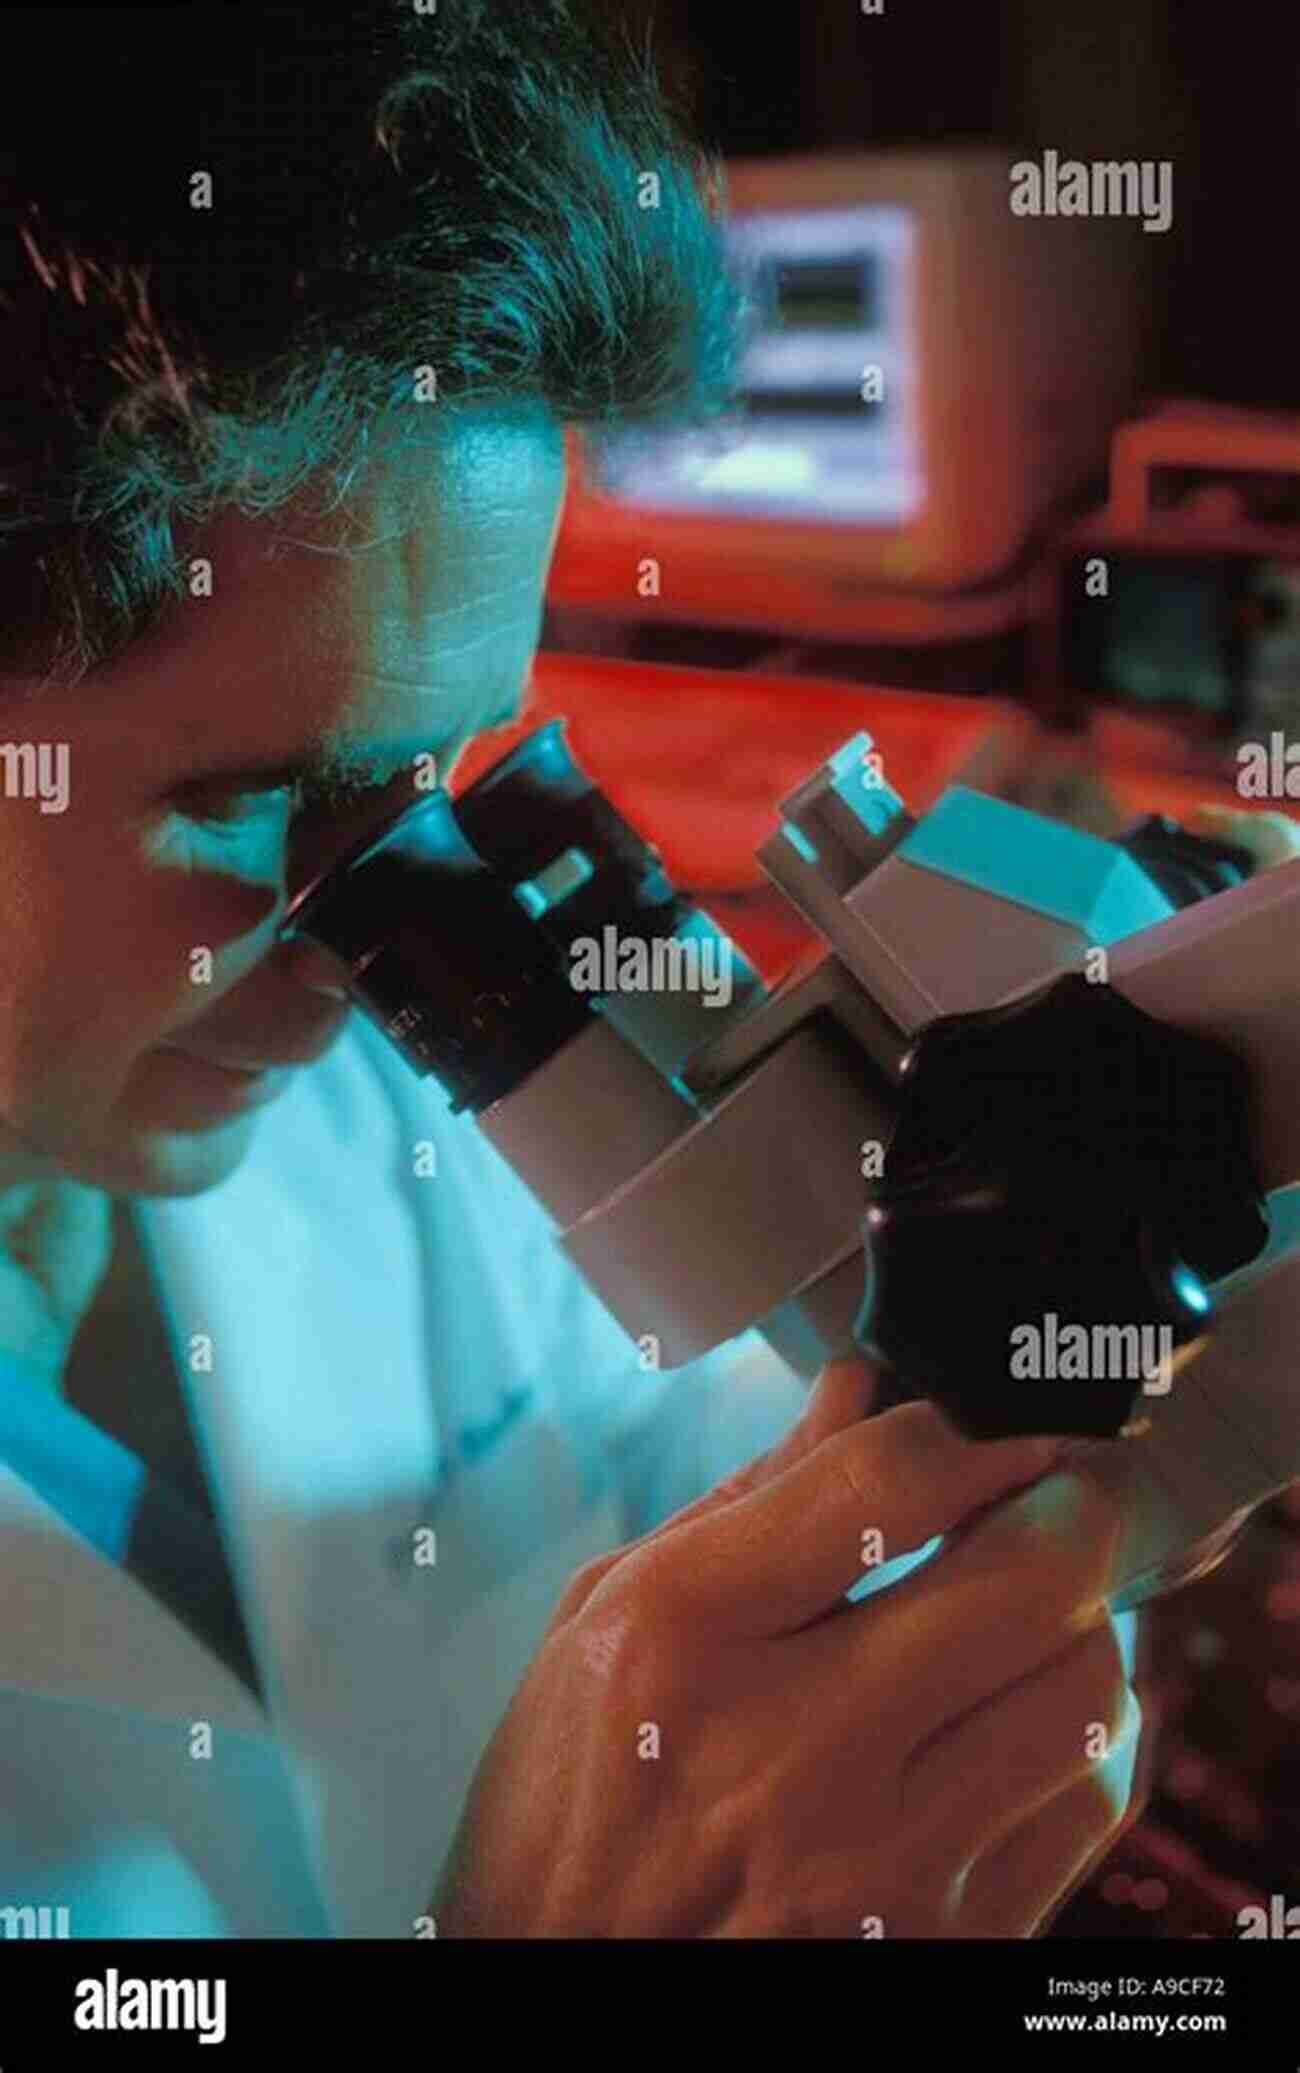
0;1934;1293;2059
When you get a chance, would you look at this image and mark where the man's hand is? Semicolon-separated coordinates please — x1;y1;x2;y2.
1186;801;1300;869
432;1359;1141;1937
0;1181;112;1391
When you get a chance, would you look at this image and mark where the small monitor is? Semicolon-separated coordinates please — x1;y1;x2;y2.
1061;548;1300;740
548;151;1149;637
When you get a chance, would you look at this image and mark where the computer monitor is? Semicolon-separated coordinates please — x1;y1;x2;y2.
548;150;1149;638
597;199;920;529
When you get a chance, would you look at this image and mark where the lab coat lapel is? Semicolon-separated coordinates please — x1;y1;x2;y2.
0;1448;267;1735
136;1014;443;1716
136;1023;457;1925
136;1018;625;1932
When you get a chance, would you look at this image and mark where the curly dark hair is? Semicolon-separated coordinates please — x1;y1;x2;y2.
0;0;744;685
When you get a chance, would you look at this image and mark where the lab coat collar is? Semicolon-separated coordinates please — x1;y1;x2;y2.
0;1446;270;1736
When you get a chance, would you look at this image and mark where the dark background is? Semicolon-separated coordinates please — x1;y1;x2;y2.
616;0;1297;414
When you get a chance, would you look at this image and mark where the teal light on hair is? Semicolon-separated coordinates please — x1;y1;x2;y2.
0;0;745;688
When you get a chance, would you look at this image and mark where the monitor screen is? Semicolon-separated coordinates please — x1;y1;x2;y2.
1063;551;1300;737
586;203;924;526
1070;555;1234;715
770;255;880;332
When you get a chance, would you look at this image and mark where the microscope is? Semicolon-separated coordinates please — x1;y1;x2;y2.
281;717;1300;1612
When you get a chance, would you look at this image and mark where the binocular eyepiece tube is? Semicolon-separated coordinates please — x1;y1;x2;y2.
280;720;835;1272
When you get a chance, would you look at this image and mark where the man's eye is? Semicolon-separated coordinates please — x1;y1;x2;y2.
174;781;296;827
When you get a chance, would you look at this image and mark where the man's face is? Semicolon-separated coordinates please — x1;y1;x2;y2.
0;400;568;1197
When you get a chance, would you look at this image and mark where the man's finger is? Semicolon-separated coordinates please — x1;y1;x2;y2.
794;1354;884;1445
645;1400;1070;1637
1185;803;1300;872
621;1356;881;1557
957;1746;1141;1937
552;1356;883;1625
823;1463;1126;1741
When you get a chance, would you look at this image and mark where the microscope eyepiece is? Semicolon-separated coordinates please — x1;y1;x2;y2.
452;718;683;949
454;719;765;1079
280;788;591;1113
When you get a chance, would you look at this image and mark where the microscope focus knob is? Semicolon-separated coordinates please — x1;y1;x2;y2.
856;972;1270;1441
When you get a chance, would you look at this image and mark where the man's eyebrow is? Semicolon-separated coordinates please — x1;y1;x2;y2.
180;675;527;794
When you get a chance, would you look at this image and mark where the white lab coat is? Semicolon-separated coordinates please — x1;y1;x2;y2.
0;1014;807;1937
4;1006;1291;1938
